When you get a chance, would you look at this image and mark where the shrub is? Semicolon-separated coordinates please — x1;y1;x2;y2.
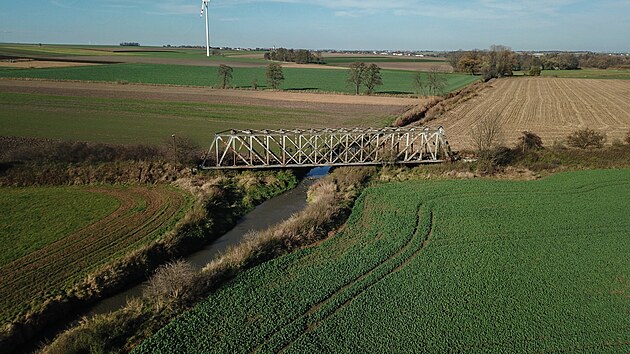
471;114;504;153
566;128;607;149
516;131;543;153
143;261;199;311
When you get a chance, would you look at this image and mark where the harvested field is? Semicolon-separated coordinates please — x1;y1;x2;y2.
426;77;630;149
0;60;101;69
0;185;190;323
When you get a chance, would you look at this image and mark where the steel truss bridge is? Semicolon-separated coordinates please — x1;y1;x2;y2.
201;127;452;169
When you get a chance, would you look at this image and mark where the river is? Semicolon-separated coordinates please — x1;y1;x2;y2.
89;167;327;315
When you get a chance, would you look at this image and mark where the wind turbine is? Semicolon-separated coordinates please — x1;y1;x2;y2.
200;0;210;57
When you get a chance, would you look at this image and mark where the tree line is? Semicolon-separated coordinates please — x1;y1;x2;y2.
449;46;630;78
264;48;324;64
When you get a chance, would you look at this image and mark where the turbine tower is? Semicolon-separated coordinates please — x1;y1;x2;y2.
200;0;210;57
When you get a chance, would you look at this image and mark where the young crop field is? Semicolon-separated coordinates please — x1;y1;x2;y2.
0;63;477;94
429;77;630;150
0;185;192;323
0;91;402;145
135;169;630;353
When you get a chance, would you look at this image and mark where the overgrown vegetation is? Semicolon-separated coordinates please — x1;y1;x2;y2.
394;79;490;127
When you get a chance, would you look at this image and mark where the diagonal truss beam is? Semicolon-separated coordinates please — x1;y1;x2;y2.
201;126;452;169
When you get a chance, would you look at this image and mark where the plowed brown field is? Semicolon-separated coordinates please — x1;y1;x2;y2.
427;77;630;150
0;185;189;323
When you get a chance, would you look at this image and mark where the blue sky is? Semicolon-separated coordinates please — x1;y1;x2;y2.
0;0;628;51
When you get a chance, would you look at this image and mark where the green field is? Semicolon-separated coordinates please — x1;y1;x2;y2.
0;43;265;61
136;169;630;353
0;63;478;94
0;185;192;323
0;92;396;145
0;187;120;267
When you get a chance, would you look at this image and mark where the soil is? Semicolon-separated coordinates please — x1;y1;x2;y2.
0;60;102;69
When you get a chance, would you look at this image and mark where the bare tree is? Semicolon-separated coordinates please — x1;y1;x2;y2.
217;64;233;89
412;71;427;96
471;114;504;153
347;62;367;95
364;63;383;95
427;66;447;96
266;63;284;90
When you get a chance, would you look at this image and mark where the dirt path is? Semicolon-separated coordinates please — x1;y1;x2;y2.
0;78;419;116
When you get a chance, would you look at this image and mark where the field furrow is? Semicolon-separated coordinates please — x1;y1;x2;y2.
0;185;189;323
428;77;630;149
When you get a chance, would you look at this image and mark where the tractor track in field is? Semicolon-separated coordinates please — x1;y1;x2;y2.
253;208;434;353
0;186;187;322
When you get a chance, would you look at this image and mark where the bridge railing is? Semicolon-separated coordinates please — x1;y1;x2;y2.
201;127;451;169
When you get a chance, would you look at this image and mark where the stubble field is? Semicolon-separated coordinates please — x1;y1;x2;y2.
428;77;630;149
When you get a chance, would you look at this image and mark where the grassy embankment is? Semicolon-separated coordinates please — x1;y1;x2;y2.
0;92;389;145
0;63;478;94
136;169;630;353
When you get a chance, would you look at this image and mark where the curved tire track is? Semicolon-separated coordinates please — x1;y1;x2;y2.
253;208;434;353
0;186;188;323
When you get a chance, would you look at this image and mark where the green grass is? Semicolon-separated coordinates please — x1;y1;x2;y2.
0;185;192;323
135;169;630;353
515;69;630;80
0;63;478;94
0;186;120;267
0;92;395;145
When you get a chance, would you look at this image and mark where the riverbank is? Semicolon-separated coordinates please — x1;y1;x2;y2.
0;166;300;353
42;167;375;354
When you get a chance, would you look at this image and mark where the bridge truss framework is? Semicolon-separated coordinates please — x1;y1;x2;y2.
201;127;452;169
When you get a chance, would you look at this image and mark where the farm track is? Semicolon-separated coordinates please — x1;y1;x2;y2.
255;208;434;353
427;77;630;149
0;186;187;322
